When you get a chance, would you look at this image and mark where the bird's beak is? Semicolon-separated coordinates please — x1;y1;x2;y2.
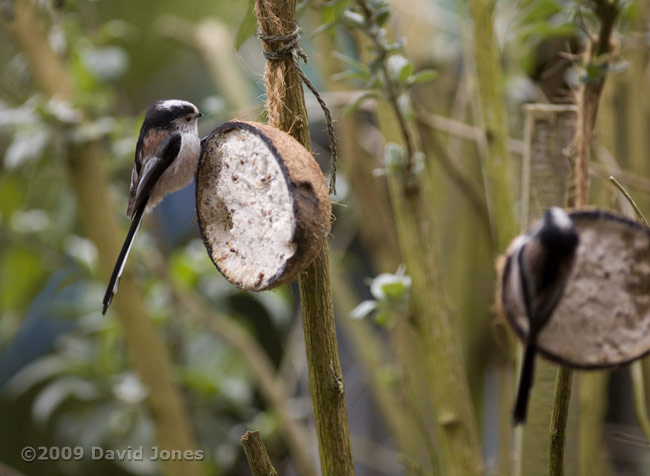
197;112;203;118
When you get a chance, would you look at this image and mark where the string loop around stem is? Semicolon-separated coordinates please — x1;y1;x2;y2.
258;27;338;195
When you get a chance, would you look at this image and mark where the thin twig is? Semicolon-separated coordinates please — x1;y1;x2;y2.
608;176;649;225
356;0;417;183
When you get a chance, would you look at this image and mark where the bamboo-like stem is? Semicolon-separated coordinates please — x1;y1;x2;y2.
348;5;483;473
577;372;608;476
623;0;649;214
549;367;572;476
241;430;279;476
466;1;518;470
631;362;650;444
415;115;492;236
384;162;482;476
467;0;518;250
370;67;483;476
254;1;354;475
4;3;200;475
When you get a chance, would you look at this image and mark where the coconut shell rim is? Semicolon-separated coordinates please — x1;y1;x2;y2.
500;208;650;370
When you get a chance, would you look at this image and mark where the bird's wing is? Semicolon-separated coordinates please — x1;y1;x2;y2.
132;133;182;212
126;127;171;218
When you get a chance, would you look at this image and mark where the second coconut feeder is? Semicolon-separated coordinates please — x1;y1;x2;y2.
498;209;650;368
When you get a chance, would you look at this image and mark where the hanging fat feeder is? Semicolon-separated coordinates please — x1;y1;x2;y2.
195;121;331;291
498;209;650;368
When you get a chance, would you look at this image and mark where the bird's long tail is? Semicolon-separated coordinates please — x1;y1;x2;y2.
513;343;537;424
102;203;146;315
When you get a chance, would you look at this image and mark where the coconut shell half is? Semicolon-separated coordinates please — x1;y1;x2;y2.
196;121;331;291
498;209;650;368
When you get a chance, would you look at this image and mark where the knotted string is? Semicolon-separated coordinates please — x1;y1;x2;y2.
258;27;337;195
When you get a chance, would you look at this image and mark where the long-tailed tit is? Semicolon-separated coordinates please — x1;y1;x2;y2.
102;99;202;314
504;207;579;424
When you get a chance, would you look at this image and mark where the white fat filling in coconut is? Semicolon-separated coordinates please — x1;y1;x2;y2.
200;128;297;289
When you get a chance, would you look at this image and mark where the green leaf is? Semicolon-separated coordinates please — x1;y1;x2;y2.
342;9;365;28
322;0;349;25
409;68;438;85
312;21;336;37
235;0;258;51
381;281;406;300
331;68;372;83
340;91;380;116
516;0;563;27
332;51;371;75
374;310;391;327
370;270;411;301
399;63;414;84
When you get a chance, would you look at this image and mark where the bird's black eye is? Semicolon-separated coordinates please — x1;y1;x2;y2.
185;117;191;122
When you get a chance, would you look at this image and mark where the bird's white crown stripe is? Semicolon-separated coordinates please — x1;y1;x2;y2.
158;99;197;111
549;207;573;230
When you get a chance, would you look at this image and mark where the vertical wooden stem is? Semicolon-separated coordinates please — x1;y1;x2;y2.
254;1;354;475
549;367;572;476
468;0;518;250
564;4;620;476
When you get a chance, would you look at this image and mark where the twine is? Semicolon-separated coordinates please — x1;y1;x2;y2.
258;27;337;195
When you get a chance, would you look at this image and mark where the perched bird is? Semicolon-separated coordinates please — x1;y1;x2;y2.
102;99;202;315
505;207;580;424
